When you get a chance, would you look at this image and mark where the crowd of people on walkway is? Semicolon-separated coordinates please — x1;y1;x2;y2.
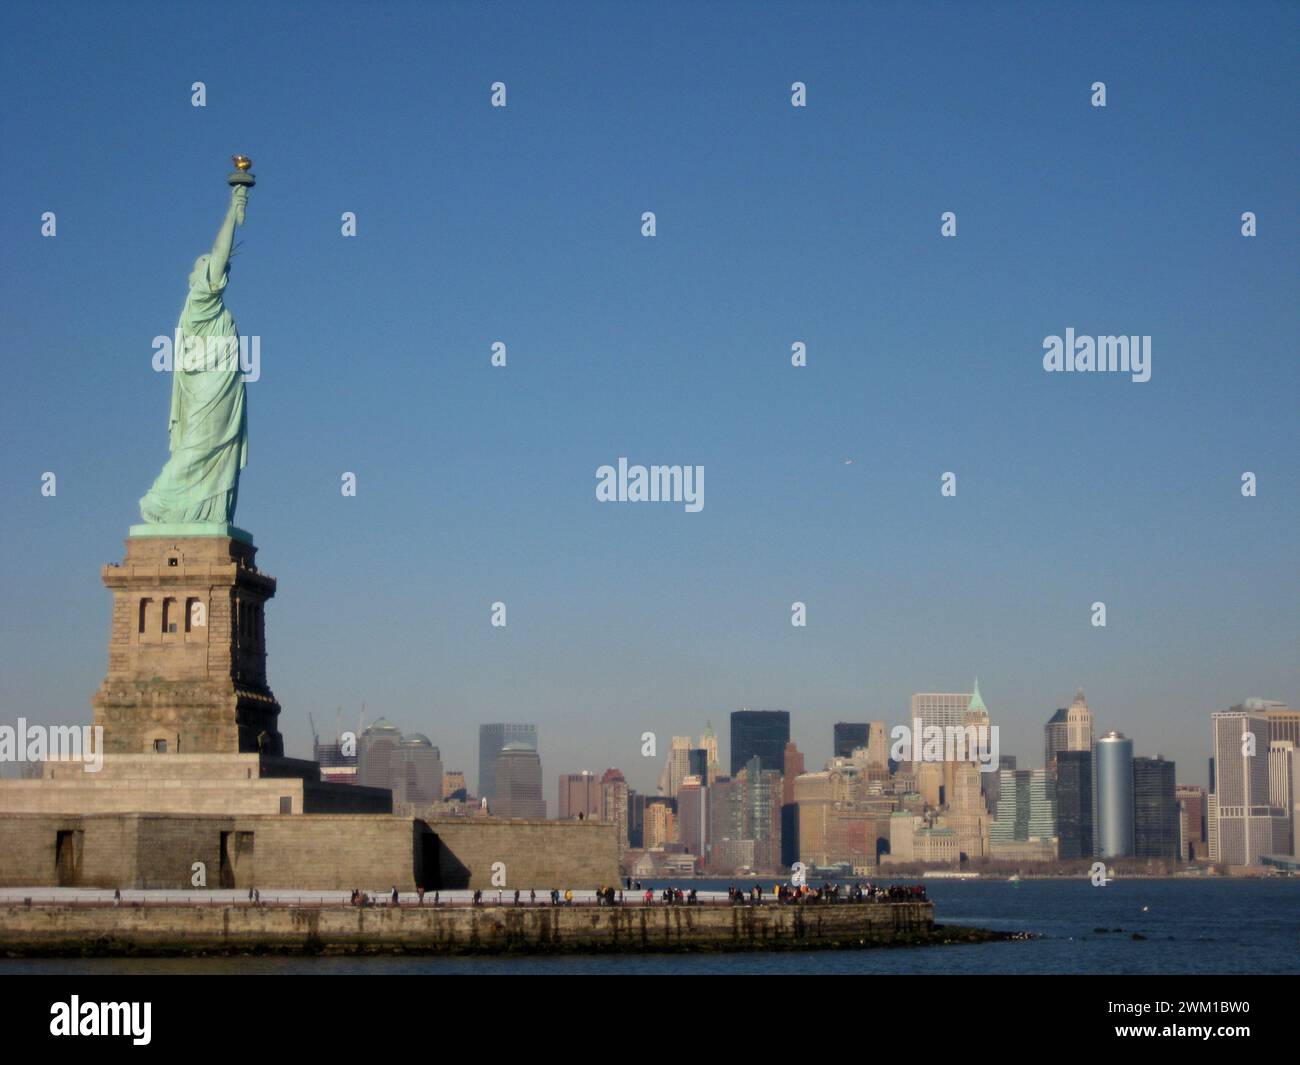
634;880;928;905
340;879;927;907
769;881;928;903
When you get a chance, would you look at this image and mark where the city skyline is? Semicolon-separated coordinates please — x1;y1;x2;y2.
275;693;1293;876
227;685;1288;798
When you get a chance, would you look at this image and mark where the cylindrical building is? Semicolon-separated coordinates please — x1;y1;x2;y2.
1096;731;1134;858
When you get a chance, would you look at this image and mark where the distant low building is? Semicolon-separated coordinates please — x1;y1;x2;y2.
558;770;601;820
988;838;1056;862
442;770;467;801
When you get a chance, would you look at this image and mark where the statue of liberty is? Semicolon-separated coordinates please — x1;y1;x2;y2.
138;158;254;527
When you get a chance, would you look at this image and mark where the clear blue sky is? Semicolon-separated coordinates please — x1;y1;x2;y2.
1;1;1296;793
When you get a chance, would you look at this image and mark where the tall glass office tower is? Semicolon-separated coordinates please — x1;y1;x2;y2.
730;710;790;775
833;722;870;759
1056;749;1094;859
1096;731;1135;858
1133;755;1179;859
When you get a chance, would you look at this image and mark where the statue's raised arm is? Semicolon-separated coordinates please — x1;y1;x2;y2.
207;185;246;280
208;155;253;282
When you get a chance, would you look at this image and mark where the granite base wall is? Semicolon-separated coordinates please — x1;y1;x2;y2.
425;819;619;890
0;814;619;891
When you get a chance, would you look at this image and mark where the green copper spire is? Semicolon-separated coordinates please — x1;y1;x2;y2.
968;677;987;713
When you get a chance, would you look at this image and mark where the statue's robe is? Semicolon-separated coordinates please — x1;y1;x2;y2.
139;259;248;524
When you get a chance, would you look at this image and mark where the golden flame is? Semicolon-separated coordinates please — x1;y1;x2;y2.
232;155;252;171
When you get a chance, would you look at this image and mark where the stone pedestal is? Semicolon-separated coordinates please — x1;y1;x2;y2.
91;533;283;757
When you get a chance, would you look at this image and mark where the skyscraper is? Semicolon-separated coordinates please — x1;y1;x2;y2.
708;776;740;869
1176;784;1207;860
736;755;783;872
665;735;693;798
356;720;443;806
866;721;889;769
1045;689;1093;778
1267;741;1295;857
990;769;1056;844
557;770;601;820
493;742;545;819
834;722;870;759
677;776;708;859
643;797;676;848
1210;708;1279;866
1056;749;1094;859
626;790;646;848
313;714;358;786
1252;699;1299;746
688;747;709;780
983;755;1016;817
1067;688;1094;751
600;768;630;851
910;691;973;732
781;741;804;866
730;710;790;775
1096;731;1135;859
965;681;989;727
1044;707;1069;777
1132;755;1178;859
478;723;537;802
393;733;442;806
356;718;403;791
699;722;720;784
940;760;990;860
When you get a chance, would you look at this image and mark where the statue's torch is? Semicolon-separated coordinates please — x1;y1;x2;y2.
228;155;254;225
